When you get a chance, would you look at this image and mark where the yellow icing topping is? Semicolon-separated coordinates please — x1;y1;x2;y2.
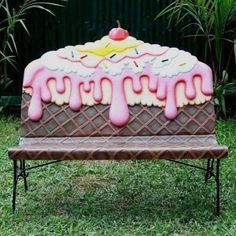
75;36;143;57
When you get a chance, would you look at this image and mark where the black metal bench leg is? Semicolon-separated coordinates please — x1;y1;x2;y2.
205;159;211;183
205;159;215;183
204;158;221;215
13;160;18;213
20;160;28;192
12;160;29;213
216;159;220;215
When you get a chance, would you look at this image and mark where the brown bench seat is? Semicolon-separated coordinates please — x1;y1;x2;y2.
9;135;227;161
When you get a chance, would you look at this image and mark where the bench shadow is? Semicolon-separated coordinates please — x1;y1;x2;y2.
17;166;221;225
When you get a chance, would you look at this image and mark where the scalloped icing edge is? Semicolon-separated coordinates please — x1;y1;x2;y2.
23;76;211;108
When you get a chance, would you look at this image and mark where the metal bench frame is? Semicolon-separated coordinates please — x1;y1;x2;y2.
12;158;221;214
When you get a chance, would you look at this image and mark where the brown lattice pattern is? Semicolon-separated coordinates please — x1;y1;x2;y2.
9;135;228;160
21;93;215;137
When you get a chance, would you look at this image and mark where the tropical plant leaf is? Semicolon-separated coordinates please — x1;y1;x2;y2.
0;0;67;93
155;0;236;117
221;95;226;116
19;19;30;35
0;51;16;67
222;70;229;83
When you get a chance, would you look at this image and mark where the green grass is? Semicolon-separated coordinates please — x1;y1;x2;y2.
0;117;236;236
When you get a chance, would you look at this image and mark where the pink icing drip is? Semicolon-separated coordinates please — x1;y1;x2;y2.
83;81;91;92
23;59;44;86
149;77;158;92
185;78;196;99
56;76;65;93
194;62;213;95
69;78;82;111
28;88;43;121
132;77;142;93
165;82;177;119
41;83;51;102
23;60;213;124
110;78;129;127
93;80;103;102
156;79;167;100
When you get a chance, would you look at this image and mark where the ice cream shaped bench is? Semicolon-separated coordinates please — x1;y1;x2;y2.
9;24;228;214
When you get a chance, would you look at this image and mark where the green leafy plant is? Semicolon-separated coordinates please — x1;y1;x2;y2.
156;0;236;116
214;70;236;115
0;0;66;109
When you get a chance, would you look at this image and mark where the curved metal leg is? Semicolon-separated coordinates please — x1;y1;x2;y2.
20;160;28;192
205;159;215;183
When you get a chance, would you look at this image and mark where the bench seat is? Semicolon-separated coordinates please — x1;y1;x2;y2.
9;135;228;160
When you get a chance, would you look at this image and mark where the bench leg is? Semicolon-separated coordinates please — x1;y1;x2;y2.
20;160;28;192
216;159;220;215
205;159;211;182
205;159;221;215
205;159;215;183
12;160;29;213
12;160;18;213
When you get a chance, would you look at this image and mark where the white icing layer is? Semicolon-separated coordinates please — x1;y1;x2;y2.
41;36;198;78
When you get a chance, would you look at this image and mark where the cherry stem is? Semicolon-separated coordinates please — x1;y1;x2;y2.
116;20;121;28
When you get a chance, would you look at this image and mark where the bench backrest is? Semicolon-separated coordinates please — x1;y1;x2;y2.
21;93;215;138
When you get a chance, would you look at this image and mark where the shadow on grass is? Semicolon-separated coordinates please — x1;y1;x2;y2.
14;161;221;226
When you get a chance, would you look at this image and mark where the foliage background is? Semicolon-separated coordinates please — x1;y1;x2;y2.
2;0;210;93
155;0;236;116
0;0;64;99
1;0;235;115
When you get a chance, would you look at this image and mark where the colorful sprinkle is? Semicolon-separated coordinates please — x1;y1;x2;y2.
71;51;74;58
162;59;169;62
179;63;186;66
103;63;108;69
80;55;88;59
133;61;138;67
110;54;116;59
105;43;110;48
135;48;139;54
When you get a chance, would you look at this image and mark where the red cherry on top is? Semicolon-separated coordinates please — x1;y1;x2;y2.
109;20;129;41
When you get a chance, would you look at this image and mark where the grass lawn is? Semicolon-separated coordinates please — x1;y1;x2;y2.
0;116;235;236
